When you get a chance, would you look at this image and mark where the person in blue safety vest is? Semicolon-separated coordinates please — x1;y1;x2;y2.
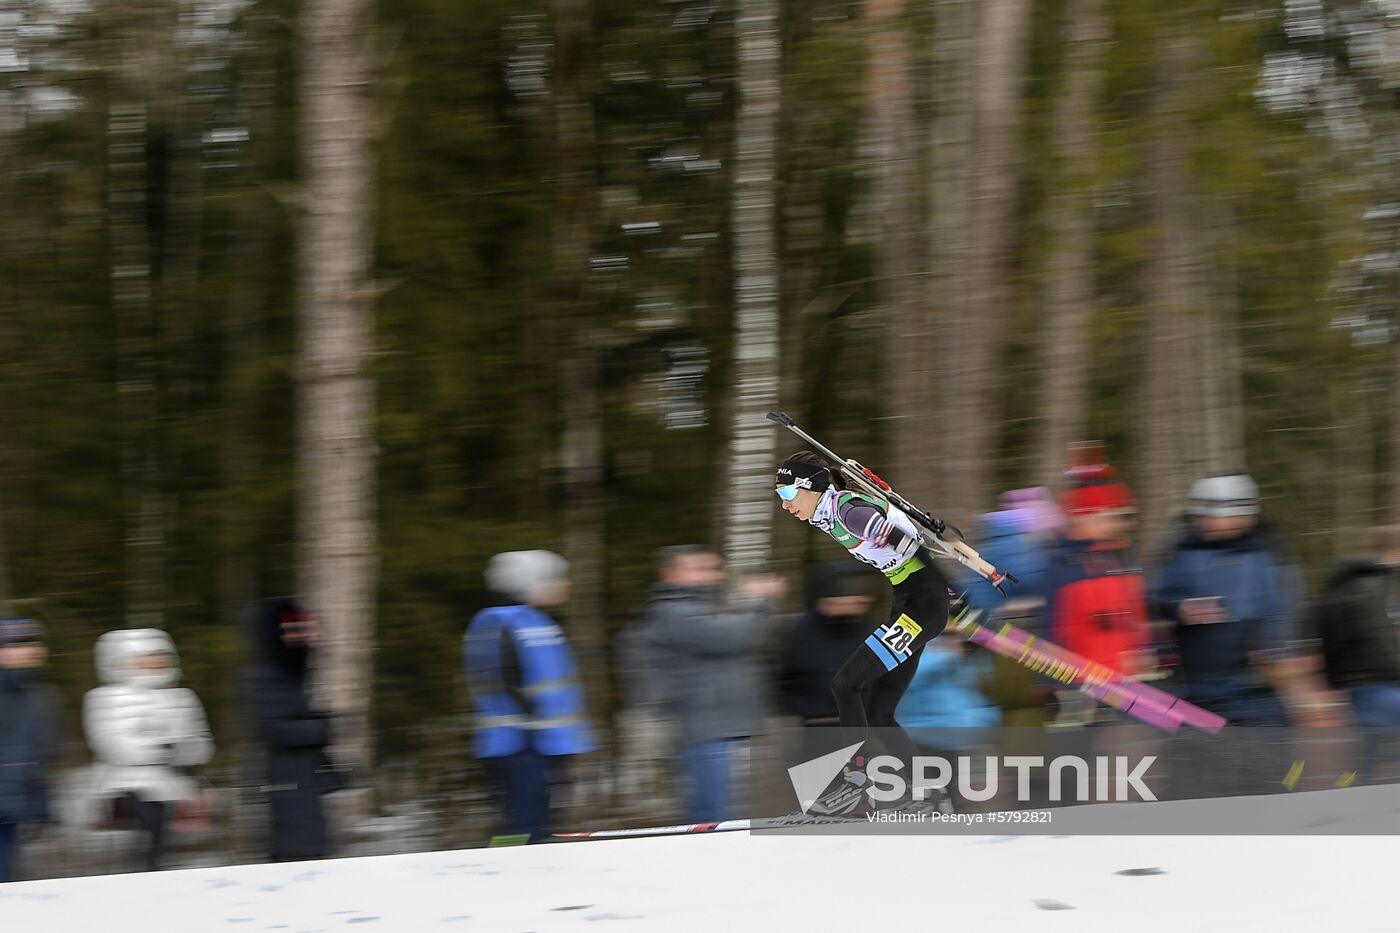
464;550;596;844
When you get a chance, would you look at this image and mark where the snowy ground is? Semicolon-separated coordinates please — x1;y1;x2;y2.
1;820;1394;932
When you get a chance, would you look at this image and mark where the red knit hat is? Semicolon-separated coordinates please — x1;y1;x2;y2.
1061;444;1135;515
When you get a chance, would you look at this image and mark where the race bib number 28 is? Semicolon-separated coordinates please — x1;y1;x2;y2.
877;614;923;660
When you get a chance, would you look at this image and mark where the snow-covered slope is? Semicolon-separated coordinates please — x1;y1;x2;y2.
0;825;1392;932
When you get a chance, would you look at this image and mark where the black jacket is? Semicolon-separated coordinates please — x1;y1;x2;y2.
1314;558;1400;689
0;667;61;823
245;598;335;860
775;561;880;723
775;612;872;722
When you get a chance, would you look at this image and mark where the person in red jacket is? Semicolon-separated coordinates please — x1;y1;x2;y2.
1042;462;1152;679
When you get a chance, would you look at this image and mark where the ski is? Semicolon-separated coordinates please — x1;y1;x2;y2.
949;603;1227;734
766;412;1018;593
554;820;751;840
553;813;869;841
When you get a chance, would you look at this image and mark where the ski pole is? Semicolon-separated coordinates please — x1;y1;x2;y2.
766;412;1019;594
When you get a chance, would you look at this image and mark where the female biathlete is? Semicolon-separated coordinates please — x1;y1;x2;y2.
774;450;951;814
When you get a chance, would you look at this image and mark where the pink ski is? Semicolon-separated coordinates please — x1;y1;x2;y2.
950;606;1226;733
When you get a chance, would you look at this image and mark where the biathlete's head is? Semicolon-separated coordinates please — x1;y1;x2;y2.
774;451;836;521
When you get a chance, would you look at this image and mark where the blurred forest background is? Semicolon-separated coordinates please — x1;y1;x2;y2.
1;0;1397;768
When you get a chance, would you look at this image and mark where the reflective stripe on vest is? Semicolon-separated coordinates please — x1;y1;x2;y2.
462;605;595;757
474;712;589;730
521;676;581;698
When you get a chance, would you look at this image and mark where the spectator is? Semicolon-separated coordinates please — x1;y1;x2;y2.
612;607;676;817
246;598;339;861
634;546;785;823
895;635;1001;749
0;618;61;883
775;561;880;725
961;487;1059;618
1151;472;1322;726
84;628;213;871
1314;525;1400;726
1043;463;1152;679
464;551;595;845
952;492;1061;729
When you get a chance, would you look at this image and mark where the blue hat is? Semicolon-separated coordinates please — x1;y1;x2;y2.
0;617;45;646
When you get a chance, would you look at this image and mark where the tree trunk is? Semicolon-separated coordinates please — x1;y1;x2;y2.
940;0;1030;523
158;0;205;304
1035;0;1104;490
928;0;972;506
1196;208;1246;474
0;71;19;616
725;0;781;575
297;0;377;776
551;0;609;749
1335;380;1369;550
108;96;166;629
1201;205;1246;472
0;505;11;615
867;0;930;505
559;344;605;706
222;55;275;630
1138;35;1194;564
1389;335;1400;526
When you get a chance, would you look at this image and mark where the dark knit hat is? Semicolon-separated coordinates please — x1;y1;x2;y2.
0;617;45;646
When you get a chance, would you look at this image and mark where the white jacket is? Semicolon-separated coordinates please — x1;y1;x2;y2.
83;628;214;805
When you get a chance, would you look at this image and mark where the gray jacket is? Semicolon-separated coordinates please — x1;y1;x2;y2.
634;582;772;747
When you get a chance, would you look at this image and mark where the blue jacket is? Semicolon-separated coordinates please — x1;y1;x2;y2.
463;605;595;758
0;668;60;824
961;513;1051;615
1151;521;1301;695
